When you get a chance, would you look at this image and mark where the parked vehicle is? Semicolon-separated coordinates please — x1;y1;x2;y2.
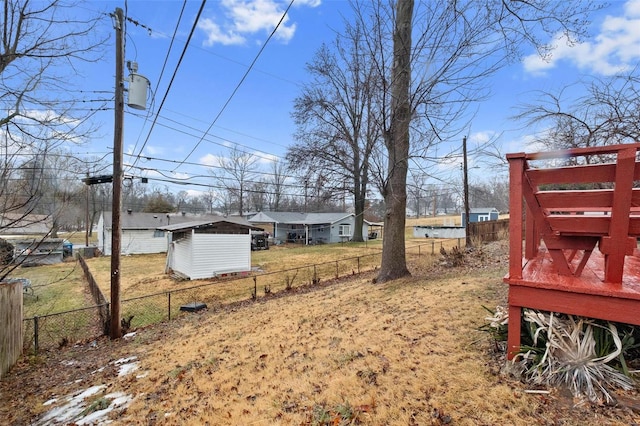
251;232;269;251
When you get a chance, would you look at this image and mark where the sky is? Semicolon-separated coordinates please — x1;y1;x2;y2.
73;0;640;198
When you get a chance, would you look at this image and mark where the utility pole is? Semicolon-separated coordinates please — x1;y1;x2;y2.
85;172;90;248
110;7;124;339
463;136;471;247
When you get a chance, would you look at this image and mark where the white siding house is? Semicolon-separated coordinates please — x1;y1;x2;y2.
98;211;231;256
248;211;380;244
160;218;261;280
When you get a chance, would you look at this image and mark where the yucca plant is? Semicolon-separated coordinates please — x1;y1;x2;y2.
514;311;635;403
480;305;509;350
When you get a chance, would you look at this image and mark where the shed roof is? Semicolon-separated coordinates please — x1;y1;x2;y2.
469;207;499;214
157;217;262;232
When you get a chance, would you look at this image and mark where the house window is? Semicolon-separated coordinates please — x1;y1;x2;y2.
154;230;165;238
338;224;351;236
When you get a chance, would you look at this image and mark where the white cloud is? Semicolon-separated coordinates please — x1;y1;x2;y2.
199;153;223;166
144;145;163;155
523;0;640;76
294;0;321;7
256;152;279;164
199;18;246;46
199;0;313;46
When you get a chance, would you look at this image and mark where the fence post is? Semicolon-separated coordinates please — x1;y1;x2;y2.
168;292;171;321
357;257;360;274
457;238;461;248
431;241;434;255
335;261;339;279
418;245;421;256
33;316;39;355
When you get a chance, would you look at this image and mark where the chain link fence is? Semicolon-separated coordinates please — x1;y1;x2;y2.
23;240;465;353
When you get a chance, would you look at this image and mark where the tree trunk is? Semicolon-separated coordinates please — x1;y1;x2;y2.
377;0;413;283
352;174;366;242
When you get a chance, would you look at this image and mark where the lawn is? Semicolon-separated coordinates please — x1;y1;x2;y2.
3;239;638;425
11;217;470;321
11;259;89;317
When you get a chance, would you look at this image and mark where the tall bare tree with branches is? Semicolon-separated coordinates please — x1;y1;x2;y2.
0;0;105;281
287;19;384;241
209;145;259;216
515;69;640;154
304;0;597;282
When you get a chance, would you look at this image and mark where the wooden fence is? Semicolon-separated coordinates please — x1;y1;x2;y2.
468;219;509;243
1;280;22;378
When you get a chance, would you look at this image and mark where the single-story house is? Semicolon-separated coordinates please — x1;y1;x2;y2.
460;208;500;225
248;211;379;244
159;218;263;280
10;238;65;266
97;211;234;256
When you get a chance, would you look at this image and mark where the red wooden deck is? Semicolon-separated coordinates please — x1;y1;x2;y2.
504;143;640;359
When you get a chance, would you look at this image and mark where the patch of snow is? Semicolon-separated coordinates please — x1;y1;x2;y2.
61;360;77;366
91;366;106;374
35;386;132;426
118;362;139;377
76;392;132;425
123;332;137;339
136;371;149;379
43;398;57;406
34;385;106;426
112;356;137;365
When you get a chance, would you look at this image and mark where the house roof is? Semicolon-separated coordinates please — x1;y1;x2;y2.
469;208;499;214
101;212;244;230
0;213;52;235
249;211;354;225
157;217;262;232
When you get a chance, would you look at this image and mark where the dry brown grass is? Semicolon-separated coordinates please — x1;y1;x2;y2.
3;240;639;425
120;270;527;425
84;242;387;299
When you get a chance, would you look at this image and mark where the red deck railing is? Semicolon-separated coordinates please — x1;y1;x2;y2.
504;142;640;359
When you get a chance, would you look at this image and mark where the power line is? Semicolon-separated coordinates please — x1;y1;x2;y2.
125;109;285;163
131;0;207;171
129;0;188;167
171;0;296;172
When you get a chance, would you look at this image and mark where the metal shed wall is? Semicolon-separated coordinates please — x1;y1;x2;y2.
188;234;251;280
170;233;193;277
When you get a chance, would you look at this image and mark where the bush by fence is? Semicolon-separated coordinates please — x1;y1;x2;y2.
23;239;468;353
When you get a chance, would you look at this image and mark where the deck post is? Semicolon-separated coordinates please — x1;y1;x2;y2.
507;153;525;280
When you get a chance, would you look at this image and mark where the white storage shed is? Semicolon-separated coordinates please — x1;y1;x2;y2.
159;218;263;280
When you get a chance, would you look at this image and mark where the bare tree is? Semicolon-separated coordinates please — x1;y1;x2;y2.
356;0;597;282
287;19;383;240
268;159;287;211
515;70;640;154
209;145;259;216
0;0;105;281
199;188;216;214
375;0;413;281
19;149;87;236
